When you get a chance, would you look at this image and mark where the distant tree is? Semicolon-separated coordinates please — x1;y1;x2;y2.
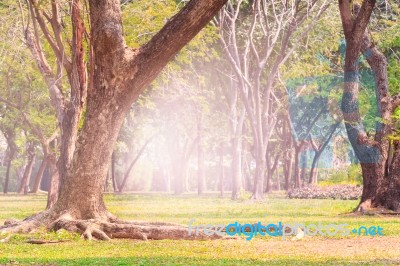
215;0;330;199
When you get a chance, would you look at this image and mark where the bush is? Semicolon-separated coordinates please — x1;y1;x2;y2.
319;165;362;186
287;184;362;200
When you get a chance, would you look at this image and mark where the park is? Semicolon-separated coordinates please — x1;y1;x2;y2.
0;0;399;265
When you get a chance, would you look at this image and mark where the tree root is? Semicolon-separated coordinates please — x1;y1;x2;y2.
0;211;221;241
354;198;400;215
51;215;219;240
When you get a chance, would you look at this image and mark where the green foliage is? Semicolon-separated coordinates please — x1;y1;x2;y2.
319;164;363;186
122;0;218;64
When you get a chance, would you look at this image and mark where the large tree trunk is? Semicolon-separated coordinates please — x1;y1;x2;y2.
385;142;400;210
53;100;126;218
357;162;386;211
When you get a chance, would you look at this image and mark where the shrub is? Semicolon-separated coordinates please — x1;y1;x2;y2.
287;184;362;200
319;165;362;186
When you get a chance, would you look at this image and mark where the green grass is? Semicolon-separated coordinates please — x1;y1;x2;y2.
0;192;400;265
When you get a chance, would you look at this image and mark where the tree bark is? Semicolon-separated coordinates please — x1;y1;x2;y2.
3;144;15;194
283;117;293;191
293;145;301;188
32;157;48;193
111;152;118;192
18;144;36;194
46;158;59;210
385;142;400;210
265;151;280;193
251;156;266;200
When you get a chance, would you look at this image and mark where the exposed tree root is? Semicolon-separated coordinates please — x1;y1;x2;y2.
0;210;221;241
353;198;400;215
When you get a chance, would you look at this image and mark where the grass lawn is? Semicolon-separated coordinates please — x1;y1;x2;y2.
0;192;400;265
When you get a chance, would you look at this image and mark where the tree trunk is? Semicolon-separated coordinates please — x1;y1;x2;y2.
284;152;293;191
197;116;205;195
32;157;48;193
174;159;188;195
3;145;15;194
231;134;243;199
294;145;301;188
265;151;272;193
277;171;281;191
338;1;399;211
46;159;59;209
265;152;280;192
111;152;118;192
384;142;400;210
308;122;339;184
119;136;154;192
18;145;36;194
243;149;252;191
53;98;127;218
230;104;245;199
251;152;266;199
300;151;307;186
309;166;318;184
218;143;224;198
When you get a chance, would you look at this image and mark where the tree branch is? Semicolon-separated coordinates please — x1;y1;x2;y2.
121;0;228;104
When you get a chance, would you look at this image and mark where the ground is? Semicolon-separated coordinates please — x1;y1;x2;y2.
0;192;400;265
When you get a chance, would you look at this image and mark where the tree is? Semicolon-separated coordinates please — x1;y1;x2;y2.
216;0;330;199
338;0;400;211
118;134;155;193
1;126;17;194
308;122;340;184
0;0;227;240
